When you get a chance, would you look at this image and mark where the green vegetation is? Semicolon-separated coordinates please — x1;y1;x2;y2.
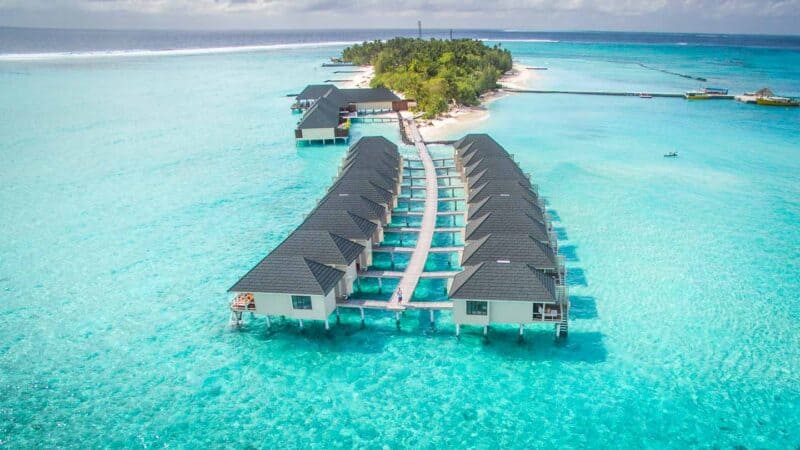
342;38;513;118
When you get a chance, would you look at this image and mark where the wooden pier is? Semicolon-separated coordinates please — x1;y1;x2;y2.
504;88;690;98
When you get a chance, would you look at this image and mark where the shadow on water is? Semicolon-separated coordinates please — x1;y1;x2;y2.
553;227;569;240
467;328;607;363
558;244;579;262
569;295;598;320
566;268;588;287
546;208;561;221
240;312;394;354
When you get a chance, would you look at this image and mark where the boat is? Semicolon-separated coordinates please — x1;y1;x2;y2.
756;96;799;107
685;87;729;100
639;93;652;99
664;152;678;158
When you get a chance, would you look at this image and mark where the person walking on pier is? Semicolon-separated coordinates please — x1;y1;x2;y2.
397;288;403;303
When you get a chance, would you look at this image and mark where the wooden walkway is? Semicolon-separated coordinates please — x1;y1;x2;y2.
360;270;460;279
389;119;439;308
373;246;463;253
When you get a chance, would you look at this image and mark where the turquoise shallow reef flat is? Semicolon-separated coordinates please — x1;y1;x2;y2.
2;37;800;448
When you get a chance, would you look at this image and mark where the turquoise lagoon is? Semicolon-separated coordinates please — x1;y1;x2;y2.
1;39;800;448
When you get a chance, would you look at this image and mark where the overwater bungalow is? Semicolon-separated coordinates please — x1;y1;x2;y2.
461;234;565;282
294;96;350;145
316;193;390;225
467;194;547;226
294;84;407;113
468;180;539;204
299;209;381;266
449;261;568;338
228;228;367;330
465;210;553;247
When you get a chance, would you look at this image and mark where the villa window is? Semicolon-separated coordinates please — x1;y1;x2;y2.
291;295;312;310
466;301;488;316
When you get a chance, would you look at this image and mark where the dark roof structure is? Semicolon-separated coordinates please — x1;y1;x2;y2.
339;87;401;103
461;234;557;269
296;85;400;106
328;178;395;205
449;261;557;302
315;193;387;223
272;230;365;266
297;96;342;130
337;167;398;193
467;194;545;223
229;256;344;295
297;84;338;101
299;209;378;240
468;180;538;204
465;210;550;242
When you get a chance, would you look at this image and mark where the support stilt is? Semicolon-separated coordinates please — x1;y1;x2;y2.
266;315;271;328
483;325;488;336
456;323;460;338
336;308;341;324
429;309;435;326
324;317;330;331
299;319;304;330
360;307;365;326
519;324;524;343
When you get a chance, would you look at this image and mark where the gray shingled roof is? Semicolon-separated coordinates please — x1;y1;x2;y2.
460;143;510;167
465;156;527;179
297;84;338;101
299;209;378;240
465;210;550;242
297;96;342;130
272;230;365;266
454;134;500;152
328;178;394;205
316;192;387;223
461;234;557;269
338;167;398;193
467;167;531;190
350;136;399;154
229;256;344;295
467;194;544;222
343;155;401;176
449;261;557;302
339;87;401;103
468;180;538;204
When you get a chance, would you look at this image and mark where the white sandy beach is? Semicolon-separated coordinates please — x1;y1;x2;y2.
417;63;538;141
340;66;375;88
337;62;537;141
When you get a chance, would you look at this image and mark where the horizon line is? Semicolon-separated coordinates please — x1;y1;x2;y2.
1;25;799;38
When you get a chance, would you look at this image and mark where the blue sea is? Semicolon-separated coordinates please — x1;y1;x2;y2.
1;28;799;448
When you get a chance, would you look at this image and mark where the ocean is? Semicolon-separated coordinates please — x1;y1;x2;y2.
1;28;799;448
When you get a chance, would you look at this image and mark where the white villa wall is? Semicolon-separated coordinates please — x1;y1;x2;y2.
233;291;335;320
454;299;557;325
354;101;393;111
300;128;335;140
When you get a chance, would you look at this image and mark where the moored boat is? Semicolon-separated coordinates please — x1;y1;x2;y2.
685;87;729;100
756;96;799;107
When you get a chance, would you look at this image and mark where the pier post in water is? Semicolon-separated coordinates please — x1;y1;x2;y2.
456;323;460;338
266;315;271;329
335;308;341;324
360;307;365;326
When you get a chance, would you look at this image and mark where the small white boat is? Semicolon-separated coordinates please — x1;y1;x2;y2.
639;93;653;99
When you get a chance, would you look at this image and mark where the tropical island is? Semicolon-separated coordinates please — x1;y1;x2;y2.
341;38;513;118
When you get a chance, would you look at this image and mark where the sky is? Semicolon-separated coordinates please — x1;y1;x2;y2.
0;0;799;35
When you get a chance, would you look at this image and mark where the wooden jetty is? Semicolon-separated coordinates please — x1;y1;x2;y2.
504;88;689;98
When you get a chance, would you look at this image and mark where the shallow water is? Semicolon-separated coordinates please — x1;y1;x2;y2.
1;37;800;448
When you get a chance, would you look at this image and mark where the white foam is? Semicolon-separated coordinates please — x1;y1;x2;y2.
0;41;360;62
